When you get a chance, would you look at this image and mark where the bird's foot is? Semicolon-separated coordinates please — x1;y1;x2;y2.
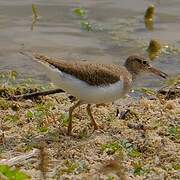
92;123;106;134
67;125;72;136
67;131;71;136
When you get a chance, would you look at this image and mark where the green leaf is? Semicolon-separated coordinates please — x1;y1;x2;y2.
0;98;10;110
81;21;92;31
0;164;30;180
3;114;19;122
133;162;150;176
147;39;161;60
58;113;69;126
144;5;155;20
61;160;79;174
128;149;141;158
121;140;141;158
37;125;48;133
26;110;34;120
106;176;115;180
102;142;121;155
73;8;86;17
133;162;143;176
172;164;180;170
168;126;180;139
32;4;38;18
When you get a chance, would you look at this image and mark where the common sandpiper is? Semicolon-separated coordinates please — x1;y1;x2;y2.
32;54;168;135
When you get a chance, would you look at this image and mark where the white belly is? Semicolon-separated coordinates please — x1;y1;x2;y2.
41;63;130;104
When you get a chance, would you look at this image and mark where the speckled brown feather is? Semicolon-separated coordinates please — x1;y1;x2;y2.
33;53;132;87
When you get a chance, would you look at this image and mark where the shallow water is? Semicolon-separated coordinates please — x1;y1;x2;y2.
0;0;180;88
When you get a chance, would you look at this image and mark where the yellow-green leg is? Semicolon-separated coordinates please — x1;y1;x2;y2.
87;104;98;131
67;100;83;135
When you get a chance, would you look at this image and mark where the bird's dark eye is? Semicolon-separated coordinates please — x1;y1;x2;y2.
142;60;147;65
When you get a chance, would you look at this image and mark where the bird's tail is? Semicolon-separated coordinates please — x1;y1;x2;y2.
19;51;52;65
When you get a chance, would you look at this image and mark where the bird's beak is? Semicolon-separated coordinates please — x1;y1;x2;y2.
148;66;168;79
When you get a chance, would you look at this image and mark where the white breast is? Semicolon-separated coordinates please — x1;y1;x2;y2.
40;62;131;104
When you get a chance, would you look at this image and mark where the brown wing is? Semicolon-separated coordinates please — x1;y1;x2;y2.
33;54;130;86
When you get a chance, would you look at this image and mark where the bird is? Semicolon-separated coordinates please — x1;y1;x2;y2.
29;53;168;135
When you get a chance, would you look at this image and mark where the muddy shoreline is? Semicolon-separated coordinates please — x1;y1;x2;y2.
0;80;179;179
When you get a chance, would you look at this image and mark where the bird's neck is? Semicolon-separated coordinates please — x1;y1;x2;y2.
124;65;137;81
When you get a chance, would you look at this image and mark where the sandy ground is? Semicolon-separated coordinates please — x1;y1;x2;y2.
0;85;179;180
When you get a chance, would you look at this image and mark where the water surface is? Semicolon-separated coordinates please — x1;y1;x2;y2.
0;0;179;88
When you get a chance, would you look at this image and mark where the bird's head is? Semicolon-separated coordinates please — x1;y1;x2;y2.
124;55;168;79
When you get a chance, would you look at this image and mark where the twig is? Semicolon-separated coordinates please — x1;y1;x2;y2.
38;143;49;180
0;149;39;166
8;88;65;100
